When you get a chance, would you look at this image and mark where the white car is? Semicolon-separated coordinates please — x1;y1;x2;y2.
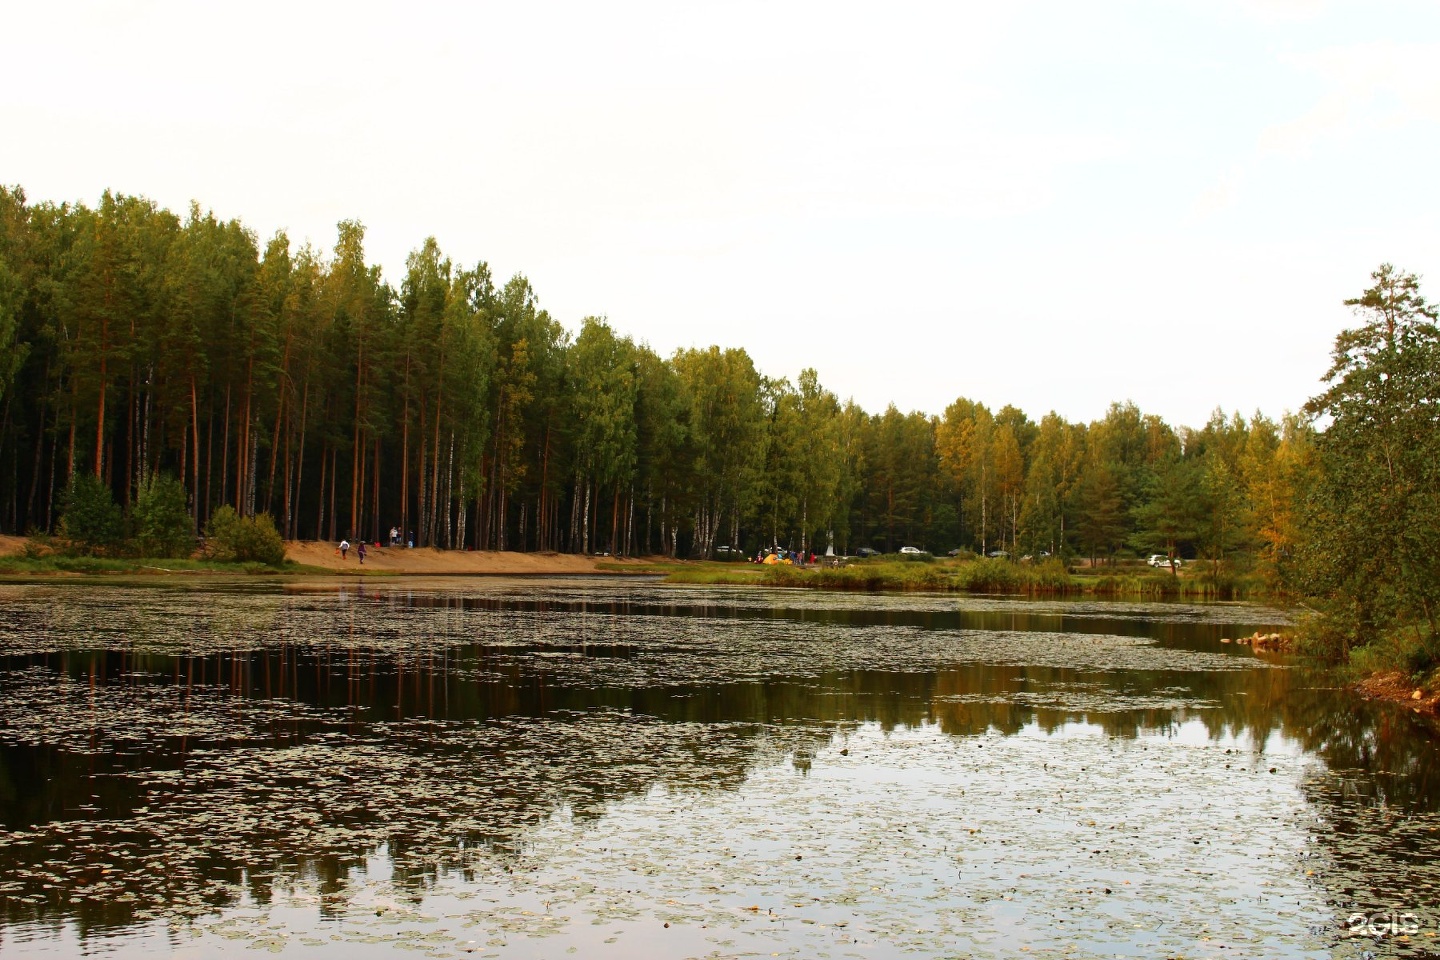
1148;554;1182;568
899;546;926;555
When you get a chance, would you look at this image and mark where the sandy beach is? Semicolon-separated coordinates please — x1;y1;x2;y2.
0;534;656;576
283;540;654;575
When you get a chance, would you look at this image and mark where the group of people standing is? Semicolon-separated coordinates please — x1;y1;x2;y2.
755;547;816;566
338;527;414;564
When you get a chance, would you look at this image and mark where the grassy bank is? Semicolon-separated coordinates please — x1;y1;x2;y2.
664;557;1267;599
593;559;708;576
1292;610;1440;686
0;554;319;577
666;556;1438;719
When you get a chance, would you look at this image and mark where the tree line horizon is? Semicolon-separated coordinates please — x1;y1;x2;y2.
0;185;1390;584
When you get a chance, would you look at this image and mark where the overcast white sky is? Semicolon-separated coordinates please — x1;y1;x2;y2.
4;0;1437;429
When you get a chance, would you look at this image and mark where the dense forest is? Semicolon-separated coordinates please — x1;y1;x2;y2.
0;187;1435;653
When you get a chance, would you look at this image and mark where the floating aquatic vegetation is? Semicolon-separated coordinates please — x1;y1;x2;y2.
0;579;1433;959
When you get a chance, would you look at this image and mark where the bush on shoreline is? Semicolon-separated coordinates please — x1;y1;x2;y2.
204;507;285;566
47;472;286;568
58;474;124;555
1294;600;1440;680
131;474;193;559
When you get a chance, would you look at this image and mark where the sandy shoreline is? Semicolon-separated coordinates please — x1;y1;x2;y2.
1356;670;1440;719
283;540;656;575
0;534;659;576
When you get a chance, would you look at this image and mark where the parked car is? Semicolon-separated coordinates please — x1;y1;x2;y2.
1148;554;1182;568
899;546;926;555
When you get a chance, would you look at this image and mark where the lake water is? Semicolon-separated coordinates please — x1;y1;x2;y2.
0;577;1436;959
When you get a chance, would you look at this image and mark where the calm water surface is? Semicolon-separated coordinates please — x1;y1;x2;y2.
0;577;1436;959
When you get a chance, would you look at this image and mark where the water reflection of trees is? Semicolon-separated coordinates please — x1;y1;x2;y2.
0;587;1434;945
0;643;862;936
1233;665;1440;925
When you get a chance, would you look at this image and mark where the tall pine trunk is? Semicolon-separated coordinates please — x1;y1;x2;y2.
189;377;201;533
291;381;309;539
220;384;231;512
316;442;327;542
400;357;410;542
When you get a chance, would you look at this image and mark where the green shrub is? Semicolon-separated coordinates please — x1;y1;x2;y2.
1088;573;1179;597
131;473;194;558
1347;625;1439;678
20;530;53;560
767;560;958;592
204;506;286;566
58;473;124;555
950;557;1071;592
1297;604;1440;674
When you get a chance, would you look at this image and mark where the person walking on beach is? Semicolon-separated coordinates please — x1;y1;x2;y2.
357;540;367;564
339;539;350;560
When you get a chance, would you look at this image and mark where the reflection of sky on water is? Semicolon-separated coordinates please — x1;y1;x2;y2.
7;720;1340;960
0;580;1436;958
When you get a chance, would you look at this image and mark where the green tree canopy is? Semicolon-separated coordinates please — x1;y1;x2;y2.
1299;264;1440;654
